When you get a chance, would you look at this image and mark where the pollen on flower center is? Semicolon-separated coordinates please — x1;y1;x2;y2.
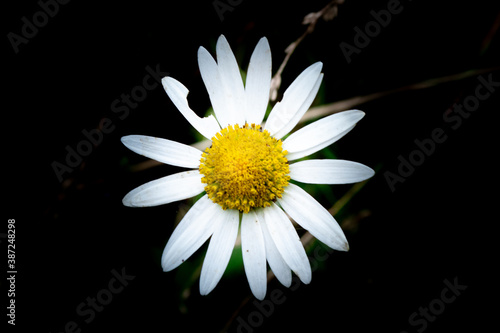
199;123;290;213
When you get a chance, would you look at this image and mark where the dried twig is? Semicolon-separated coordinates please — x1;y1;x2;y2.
300;66;500;123
270;0;345;101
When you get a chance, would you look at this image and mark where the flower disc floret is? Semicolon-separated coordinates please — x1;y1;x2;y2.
199;123;290;213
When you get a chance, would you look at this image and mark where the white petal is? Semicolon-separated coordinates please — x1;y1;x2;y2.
215;35;246;127
283;109;365;161
162;76;220;140
264;62;323;138
161;195;220;271
122;171;204;207
200;209;240;295
278;183;349;251
259;214;292;287
290;159;375;184
121;135;201;168
272;73;323;140
245;37;272;125
259;203;311;284
241;211;267;300
198;46;233;128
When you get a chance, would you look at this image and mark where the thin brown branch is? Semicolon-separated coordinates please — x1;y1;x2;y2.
300;66;500;123
270;0;345;101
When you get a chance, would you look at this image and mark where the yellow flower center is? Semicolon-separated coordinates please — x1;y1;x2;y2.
199;123;290;213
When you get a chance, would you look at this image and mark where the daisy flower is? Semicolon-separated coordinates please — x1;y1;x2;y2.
121;35;374;300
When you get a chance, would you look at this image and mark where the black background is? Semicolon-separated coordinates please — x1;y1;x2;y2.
4;0;499;332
